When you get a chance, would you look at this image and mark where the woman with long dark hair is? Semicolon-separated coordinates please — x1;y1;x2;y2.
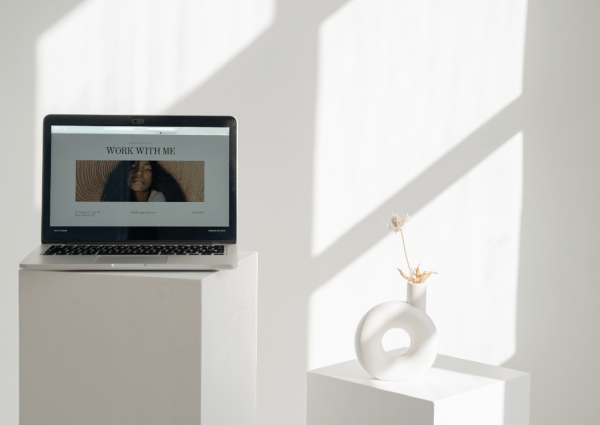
101;160;186;202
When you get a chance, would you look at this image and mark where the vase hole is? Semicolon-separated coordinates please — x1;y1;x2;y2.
382;328;411;356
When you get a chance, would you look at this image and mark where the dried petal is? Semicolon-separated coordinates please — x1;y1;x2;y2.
385;212;410;234
397;265;437;284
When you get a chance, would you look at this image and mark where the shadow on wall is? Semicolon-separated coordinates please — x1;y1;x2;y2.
2;0;598;424
170;0;530;424
501;2;600;425
170;1;600;424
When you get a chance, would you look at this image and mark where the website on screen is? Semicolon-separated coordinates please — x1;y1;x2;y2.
49;126;230;227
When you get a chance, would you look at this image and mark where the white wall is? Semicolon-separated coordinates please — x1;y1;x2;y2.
1;1;599;424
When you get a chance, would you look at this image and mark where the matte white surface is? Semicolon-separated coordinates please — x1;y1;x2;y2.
307;352;530;425
19;251;257;425
354;300;438;381
406;282;427;312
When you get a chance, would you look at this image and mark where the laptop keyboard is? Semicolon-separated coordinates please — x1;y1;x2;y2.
43;245;225;256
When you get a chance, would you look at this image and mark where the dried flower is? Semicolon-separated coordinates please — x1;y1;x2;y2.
385;212;410;233
385;212;437;284
398;264;437;284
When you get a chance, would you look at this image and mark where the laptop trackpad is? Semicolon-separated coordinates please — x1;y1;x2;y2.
94;256;168;264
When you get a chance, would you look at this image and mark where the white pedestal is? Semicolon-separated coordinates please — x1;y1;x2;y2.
19;252;257;425
307;351;530;425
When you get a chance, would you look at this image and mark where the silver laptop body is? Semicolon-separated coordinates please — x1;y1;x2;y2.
20;114;238;271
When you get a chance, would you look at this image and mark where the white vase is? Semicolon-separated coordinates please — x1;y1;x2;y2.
354;282;438;381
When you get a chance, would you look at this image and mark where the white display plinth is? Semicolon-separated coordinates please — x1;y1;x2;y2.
307;350;530;425
20;252;257;425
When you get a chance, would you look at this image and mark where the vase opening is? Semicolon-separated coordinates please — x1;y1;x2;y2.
381;328;411;357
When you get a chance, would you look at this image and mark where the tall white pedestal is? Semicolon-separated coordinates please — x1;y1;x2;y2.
19;252;257;425
307;351;530;425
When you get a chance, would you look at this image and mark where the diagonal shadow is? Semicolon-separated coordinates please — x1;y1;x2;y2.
310;96;524;288
164;1;528;424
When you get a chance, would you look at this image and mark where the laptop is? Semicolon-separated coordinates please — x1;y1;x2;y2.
20;114;238;270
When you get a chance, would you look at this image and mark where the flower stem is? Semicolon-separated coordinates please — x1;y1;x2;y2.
399;229;412;272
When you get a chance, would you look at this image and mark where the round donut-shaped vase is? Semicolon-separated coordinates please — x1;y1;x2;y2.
354;300;438;381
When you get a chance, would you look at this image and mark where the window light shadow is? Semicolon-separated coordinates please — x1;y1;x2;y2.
157;1;528;423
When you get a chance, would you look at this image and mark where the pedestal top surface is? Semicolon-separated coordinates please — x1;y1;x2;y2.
308;351;529;402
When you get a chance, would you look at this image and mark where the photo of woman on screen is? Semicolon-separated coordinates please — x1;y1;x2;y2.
100;160;187;202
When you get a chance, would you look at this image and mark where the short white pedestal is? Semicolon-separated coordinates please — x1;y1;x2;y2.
20;252;257;425
307;351;530;425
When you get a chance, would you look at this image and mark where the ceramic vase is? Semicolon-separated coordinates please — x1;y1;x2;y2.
354;282;438;381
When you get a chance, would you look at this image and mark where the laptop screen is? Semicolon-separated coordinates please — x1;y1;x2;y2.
41;115;236;243
50;125;229;227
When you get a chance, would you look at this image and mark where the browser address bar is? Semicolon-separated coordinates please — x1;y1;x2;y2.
146;127;177;132
103;127;177;131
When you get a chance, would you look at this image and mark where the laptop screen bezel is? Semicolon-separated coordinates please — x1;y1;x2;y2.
41;114;237;244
